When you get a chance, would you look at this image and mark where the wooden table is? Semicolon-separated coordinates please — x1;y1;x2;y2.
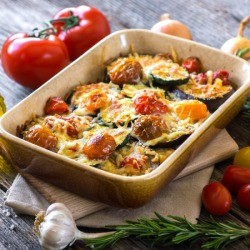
0;0;249;249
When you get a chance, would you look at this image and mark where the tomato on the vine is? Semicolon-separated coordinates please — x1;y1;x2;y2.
221;165;250;193
237;184;250;211
1;33;70;89
201;182;232;215
52;5;111;61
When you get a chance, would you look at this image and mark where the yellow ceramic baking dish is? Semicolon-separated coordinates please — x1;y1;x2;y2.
0;29;249;208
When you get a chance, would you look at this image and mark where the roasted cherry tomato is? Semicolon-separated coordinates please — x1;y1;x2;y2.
174;100;208;120
23;125;58;150
83;133;116;160
45;97;69;115
237;184;250;211
195;73;208;84
201;182;232;215
84;89;108;111
107;58;143;86
133;115;167;141
1;33;70;89
233;147;250;169
120;157;144;170
134;95;168;115
213;70;230;85
182;57;202;73
52;5;110;61
221;165;250;193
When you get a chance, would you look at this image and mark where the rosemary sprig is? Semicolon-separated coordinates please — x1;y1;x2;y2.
85;213;250;250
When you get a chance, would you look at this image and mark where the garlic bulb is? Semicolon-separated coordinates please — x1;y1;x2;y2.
34;203;113;250
34;203;77;250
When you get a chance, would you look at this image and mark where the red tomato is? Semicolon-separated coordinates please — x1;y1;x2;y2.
23;125;58;150
83;133;116;160
84;89;108;111
133;115;167;141
182;57;202;73
52;5;110;61
213;69;230;85
120;157;143;170
195;73;208;84
134;95;168;115
237;184;250;211
45;97;69;115
221;165;250;193
1;33;70;89
201;182;232;215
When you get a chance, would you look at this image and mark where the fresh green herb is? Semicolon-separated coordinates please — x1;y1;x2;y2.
84;213;250;250
242;96;250;118
236;48;250;58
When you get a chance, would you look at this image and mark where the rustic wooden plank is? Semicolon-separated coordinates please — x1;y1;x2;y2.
0;189;41;249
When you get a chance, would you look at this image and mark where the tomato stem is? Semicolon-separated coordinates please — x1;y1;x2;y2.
30;26;56;39
28;13;79;39
49;14;80;30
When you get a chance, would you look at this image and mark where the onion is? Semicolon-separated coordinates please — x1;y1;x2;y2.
151;14;192;40
221;16;250;61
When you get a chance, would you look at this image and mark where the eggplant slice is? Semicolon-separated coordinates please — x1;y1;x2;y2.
168;75;234;111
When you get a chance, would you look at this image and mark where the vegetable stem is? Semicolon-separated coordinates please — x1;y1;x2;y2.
49;14;80;30
238;16;250;37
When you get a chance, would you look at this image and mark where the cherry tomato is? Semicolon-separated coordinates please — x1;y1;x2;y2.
83;133;116;160
52;5;110;61
120;157;143;170
23;125;58;150
182;57;202;73
84;89;108;111
174;100;208;120
201;182;232;215
237;184;250;211
1;33;70;89
195;73;208;84
233;147;250;169
213;69;230;85
45;97;69;115
133;115;167;141
107;58;143;86
134;95;168;115
221;165;250;193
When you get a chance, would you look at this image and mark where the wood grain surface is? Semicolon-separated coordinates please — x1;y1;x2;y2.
0;0;249;249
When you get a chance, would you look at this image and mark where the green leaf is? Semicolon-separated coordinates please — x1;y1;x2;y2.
236;47;250;58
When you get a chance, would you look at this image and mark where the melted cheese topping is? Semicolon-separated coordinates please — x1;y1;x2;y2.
99;98;138;126
72;82;121;115
21;53;231;176
178;73;233;99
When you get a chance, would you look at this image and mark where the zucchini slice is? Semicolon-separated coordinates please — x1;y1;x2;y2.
99;97;138;126
150;62;189;86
